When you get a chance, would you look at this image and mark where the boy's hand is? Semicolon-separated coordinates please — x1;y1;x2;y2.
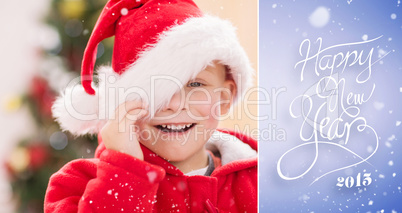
100;100;148;160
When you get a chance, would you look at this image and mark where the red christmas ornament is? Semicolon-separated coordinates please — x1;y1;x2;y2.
28;144;50;171
29;76;56;118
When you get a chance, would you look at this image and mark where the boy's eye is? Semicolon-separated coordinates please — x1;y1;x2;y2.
187;82;203;87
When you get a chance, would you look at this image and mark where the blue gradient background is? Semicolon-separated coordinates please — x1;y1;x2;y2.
259;0;402;212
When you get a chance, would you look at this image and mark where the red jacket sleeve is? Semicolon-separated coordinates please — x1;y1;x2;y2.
44;149;165;213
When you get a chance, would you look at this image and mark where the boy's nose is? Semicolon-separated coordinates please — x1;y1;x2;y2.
162;90;186;112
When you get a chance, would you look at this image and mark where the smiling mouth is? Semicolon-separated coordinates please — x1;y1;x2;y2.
155;123;196;133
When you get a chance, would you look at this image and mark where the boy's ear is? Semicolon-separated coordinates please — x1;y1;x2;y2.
220;79;237;115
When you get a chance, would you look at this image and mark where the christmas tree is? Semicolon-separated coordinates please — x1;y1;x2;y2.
5;0;111;212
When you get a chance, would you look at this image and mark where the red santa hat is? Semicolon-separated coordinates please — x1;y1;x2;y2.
52;0;254;136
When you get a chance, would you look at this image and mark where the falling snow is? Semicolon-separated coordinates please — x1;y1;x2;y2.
373;101;384;110
391;13;397;19
121;8;128;16
385;141;392;148
298;194;310;202
309;7;330;28
378;49;387;58
388;135;396;141
147;171;158;183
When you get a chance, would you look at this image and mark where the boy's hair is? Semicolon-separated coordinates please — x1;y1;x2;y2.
52;0;253;136
225;65;234;81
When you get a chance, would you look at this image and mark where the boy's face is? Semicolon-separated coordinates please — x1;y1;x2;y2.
137;62;236;162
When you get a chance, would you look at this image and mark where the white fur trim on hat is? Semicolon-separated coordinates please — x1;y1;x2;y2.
52;79;104;135
52;15;254;136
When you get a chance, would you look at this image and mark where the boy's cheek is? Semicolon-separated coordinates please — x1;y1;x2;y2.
186;91;210;105
135;126;153;144
188;104;215;121
209;95;223;119
197;104;221;127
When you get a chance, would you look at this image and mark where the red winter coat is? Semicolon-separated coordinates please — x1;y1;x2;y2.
44;130;257;212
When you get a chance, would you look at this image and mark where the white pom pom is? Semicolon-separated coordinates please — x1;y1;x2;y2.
52;83;105;136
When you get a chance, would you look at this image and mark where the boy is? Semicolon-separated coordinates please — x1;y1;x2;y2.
45;0;257;212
